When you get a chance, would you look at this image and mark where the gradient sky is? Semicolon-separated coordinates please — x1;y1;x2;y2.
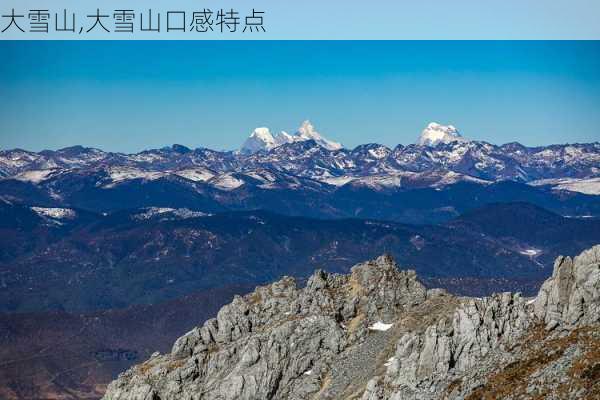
1;41;599;152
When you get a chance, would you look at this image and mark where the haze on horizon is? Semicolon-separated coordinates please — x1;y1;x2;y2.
1;41;599;152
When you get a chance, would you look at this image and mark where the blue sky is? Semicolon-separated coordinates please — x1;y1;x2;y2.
1;41;599;152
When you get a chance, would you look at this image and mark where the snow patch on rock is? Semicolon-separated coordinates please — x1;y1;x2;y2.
368;321;393;331
210;174;245;190
105;167;166;187
133;207;209;220
13;169;57;183
529;177;600;195
520;248;541;257
174;168;215;182
31;206;76;220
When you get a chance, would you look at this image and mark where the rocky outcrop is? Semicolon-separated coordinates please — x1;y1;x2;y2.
360;292;532;400
103;255;427;400
534;245;600;328
361;245;600;400
103;246;600;400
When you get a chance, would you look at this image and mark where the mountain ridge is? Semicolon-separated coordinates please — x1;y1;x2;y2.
2;200;600;314
2;121;599;188
1;123;599;224
101;245;600;400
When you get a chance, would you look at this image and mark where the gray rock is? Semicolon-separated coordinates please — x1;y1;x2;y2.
103;254;427;400
534;245;600;327
103;246;600;400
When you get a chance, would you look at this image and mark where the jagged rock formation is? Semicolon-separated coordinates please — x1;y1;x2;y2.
534;245;600;328
103;246;600;400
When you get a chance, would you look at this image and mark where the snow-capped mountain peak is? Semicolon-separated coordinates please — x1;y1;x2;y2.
240;127;276;155
240;121;342;154
295;120;342;151
417;122;468;146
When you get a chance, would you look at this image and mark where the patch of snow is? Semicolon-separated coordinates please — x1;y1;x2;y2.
133;207;209;220
171;209;210;219
384;357;395;367
368;321;393;331
12;169;56;183
105;167;166;187
246;215;266;225
133;207;175;220
431;171;490;188
174;168;215;182
210;174;245;190
303;370;312;376
127;153;165;163
48;188;63;201
365;221;392;228
244;170;277;183
368;147;390;159
319;175;356;186
31;207;76;220
534;149;556;159
410;235;425;250
352;175;403;190
519;248;541;257
529;177;600;195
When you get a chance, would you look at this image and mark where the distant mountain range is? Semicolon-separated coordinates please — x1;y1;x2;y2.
2;200;599;314
1;122;599;223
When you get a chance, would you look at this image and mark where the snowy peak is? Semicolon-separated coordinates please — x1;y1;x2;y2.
240;127;276;155
417;122;468;146
240;121;342;155
295;120;342;151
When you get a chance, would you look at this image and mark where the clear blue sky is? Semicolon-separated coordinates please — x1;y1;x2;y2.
1;41;599;152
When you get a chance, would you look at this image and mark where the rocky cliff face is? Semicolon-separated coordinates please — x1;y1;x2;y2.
103;246;600;400
534;246;600;328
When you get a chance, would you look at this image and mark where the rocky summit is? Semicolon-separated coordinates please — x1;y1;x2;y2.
103;247;600;400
